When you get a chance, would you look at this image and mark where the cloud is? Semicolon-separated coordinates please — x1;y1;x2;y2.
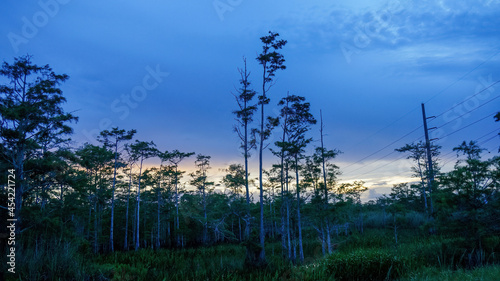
272;0;500;59
367;188;383;200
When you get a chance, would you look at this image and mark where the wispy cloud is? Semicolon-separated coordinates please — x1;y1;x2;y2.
274;0;500;59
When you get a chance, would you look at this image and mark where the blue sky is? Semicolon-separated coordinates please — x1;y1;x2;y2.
1;0;499;199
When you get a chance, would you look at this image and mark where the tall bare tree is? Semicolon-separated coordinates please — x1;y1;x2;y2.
316;110;341;253
255;31;287;263
233;57;257;239
278;94;316;263
129;140;157;250
190;154;213;245
158;149;194;246
98;127;136;252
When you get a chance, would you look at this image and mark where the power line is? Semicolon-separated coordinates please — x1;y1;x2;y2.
352;127;499;180
342;125;422;171
476;128;500;142
426;129;499;169
340;48;500;179
343;129;426;176
431;80;500;121
346;107;420;149
431;95;500;130
342;111;496;179
423;47;500;105
354;154;409;179
440;112;496;139
479;134;499;147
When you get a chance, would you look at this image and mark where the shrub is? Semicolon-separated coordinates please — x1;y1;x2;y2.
322;248;407;281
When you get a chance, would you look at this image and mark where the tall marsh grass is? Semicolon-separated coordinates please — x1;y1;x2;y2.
6;228;499;280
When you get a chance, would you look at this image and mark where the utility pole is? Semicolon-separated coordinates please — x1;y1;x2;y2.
421;103;435;215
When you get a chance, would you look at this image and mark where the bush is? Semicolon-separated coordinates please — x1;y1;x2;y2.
322;248;407;281
12;240;87;281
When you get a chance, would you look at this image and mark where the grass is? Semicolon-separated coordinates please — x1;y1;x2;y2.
401;265;500;281
5;229;500;280
88;243;295;281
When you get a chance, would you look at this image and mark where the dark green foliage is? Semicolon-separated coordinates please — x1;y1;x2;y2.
88;244;290;280
322;248;406;281
0;55;78;234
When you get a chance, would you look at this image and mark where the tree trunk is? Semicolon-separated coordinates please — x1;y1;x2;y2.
418;162;428;212
244;100;251;240
203;182;208;245
94;200;98;254
258;100;266;263
286;198;291;260
175;166;180;246
157;189;161;249
124;167;132;250
326;220;332;253
320;111;332;254
321;225;326;255
295;157;304;263
239;217;242;242
281;212;286;256
14;150;25;235
110;141;118;252
135;157;144;251
88;203;92;240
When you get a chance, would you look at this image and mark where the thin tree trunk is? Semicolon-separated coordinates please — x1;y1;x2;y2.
321;224;326;255
14;149;25;235
320;110;332;254
124;167;132;250
157;188;161;249
175;166;180;246
281;212;286;256
418;161;428;212
287;198;291;260
259;99;266;262
326;220;332;253
94;200;98;254
203;181;207;245
280;102;288;256
88;203;92;240
133;202;136;247
135;157;144;251
239;217;242;242
292;231;297;262
244;96;251;240
295;157;304;263
110;140;119;252
393;214;398;246
167;221;170;245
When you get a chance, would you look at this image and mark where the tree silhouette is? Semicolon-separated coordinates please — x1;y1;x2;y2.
129;140;157;250
254;31;287;264
98;127;136;252
0;55;77;234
